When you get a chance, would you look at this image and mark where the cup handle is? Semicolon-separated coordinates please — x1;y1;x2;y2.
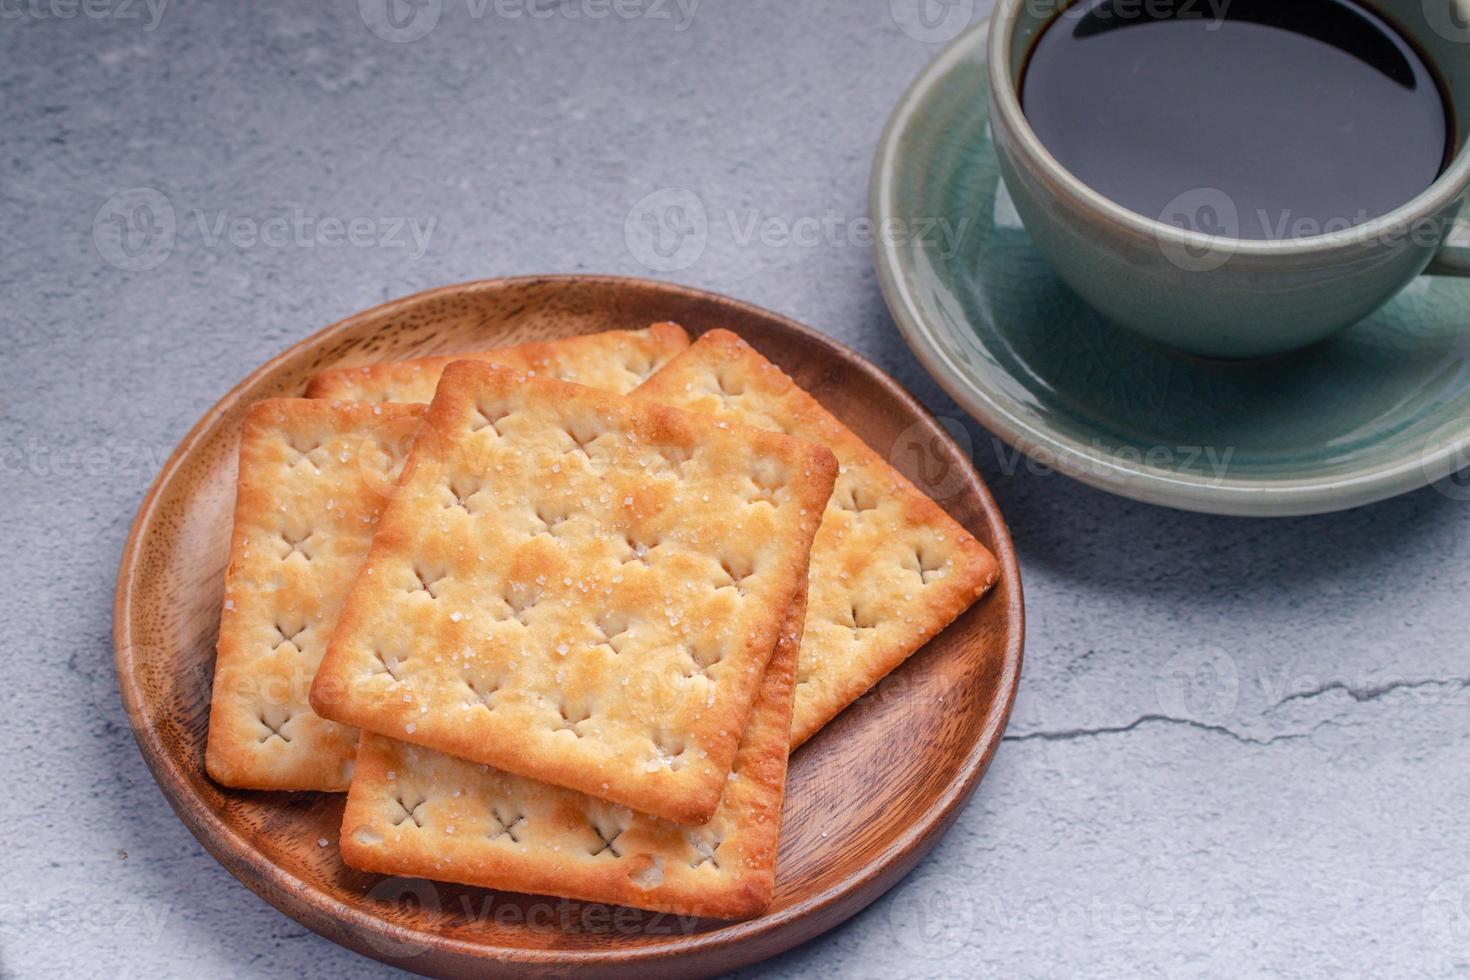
1426;200;1470;277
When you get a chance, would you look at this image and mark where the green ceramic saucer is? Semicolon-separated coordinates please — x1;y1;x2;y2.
870;19;1470;517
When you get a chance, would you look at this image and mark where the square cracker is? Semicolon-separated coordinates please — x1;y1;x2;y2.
339;583;807;919
305;323;689;404
311;361;837;824
634;330;999;746
205;398;425;791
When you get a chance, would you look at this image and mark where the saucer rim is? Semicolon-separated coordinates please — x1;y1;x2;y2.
869;17;1468;518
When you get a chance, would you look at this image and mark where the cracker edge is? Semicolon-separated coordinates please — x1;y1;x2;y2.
303;322;691;401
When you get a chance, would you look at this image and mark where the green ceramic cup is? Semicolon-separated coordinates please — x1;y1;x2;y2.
987;0;1470;359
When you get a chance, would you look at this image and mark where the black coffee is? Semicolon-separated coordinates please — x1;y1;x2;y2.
1019;0;1451;240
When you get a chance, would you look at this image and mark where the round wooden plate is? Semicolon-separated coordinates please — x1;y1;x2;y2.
113;276;1023;978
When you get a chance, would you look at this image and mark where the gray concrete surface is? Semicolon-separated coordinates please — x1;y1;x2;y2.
4;1;1470;976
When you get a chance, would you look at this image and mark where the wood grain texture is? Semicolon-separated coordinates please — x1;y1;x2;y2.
112;276;1024;978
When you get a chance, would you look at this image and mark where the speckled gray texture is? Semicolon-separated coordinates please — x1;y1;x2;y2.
3;1;1470;976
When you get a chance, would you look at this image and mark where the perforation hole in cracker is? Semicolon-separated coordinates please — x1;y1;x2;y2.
838;600;881;641
587;816;628;858
390;792;428;828
442;474;485;513
905;540;952;584
403;561;450;598
503;581;540;627
618;530;660;567
554;697;594;737
679;639;725;681
714;554;757;597
468;402;512;437
835;478;880;516
648;732;689;772
368;642;411;682
587;613;633;656
529;502;575;541
283;433;327;471
272;528;317;563
463;674;502;711
560;415;615;469
488;806;527;843
688;832;723;870
745;457;788;507
256;707;294;744
268;617;309;654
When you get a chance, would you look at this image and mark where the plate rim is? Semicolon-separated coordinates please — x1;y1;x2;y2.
112;274;1025;974
870;18;1470;518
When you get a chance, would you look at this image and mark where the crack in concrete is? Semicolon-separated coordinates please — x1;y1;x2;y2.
1267;677;1470;711
1002;714;1316;746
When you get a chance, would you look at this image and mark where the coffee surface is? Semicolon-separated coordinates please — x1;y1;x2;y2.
1020;0;1450;240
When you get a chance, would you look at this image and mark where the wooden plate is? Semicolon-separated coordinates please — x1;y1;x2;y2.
113;276;1024;978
